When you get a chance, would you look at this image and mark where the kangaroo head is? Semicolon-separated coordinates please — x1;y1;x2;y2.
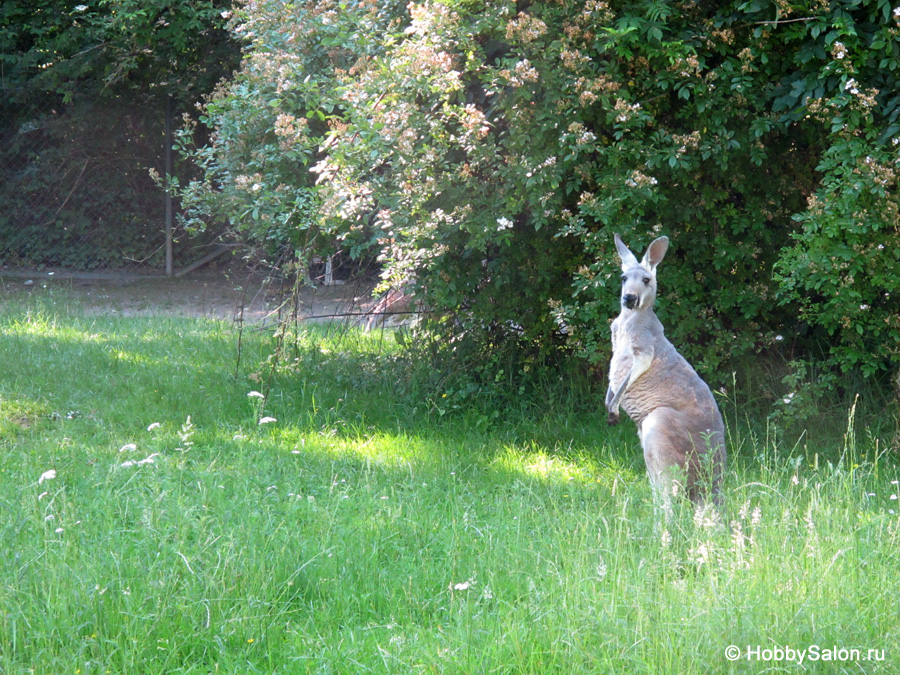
614;233;669;311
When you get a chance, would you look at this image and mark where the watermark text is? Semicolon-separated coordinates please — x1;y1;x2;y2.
725;644;885;665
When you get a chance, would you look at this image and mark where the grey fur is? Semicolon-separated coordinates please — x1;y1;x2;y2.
606;233;726;505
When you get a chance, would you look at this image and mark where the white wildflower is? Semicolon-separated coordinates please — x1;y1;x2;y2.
121;453;159;468
147;422;161;431
688;542;710;565
660;529;672;547
247;391;265;399
38;469;56;485
731;519;745;546
496;217;514;231
596;556;608;581
258;416;277;425
694;505;720;529
119;443;137;453
751;506;762;526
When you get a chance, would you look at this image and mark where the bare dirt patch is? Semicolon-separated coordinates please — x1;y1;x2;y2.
0;268;377;324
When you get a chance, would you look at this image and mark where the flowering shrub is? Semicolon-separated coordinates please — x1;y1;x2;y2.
172;0;408;263
181;0;900;394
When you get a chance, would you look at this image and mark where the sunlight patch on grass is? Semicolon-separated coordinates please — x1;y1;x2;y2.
4;312;105;343
261;426;438;464
495;444;596;484
0;395;51;436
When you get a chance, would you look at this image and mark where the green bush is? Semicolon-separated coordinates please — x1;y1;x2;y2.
180;0;900;401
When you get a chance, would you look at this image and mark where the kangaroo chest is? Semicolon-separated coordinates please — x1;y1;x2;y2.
609;311;680;421
609;312;661;381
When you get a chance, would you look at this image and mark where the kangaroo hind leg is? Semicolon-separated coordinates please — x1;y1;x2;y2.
638;407;691;508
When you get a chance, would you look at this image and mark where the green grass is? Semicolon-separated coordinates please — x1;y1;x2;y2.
0;289;898;674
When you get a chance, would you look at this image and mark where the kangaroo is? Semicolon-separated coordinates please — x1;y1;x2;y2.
606;233;726;506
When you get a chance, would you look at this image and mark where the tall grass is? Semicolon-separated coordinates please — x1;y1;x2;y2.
0;288;897;674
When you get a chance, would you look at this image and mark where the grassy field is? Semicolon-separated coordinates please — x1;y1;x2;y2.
0;288;897;674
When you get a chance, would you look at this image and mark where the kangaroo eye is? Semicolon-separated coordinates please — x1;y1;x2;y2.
642;277;651;285
621;275;628;282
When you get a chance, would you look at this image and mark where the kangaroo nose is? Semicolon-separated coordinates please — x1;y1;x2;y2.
622;294;638;309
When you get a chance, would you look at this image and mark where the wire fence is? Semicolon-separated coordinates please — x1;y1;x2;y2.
0;96;221;274
0;97;413;329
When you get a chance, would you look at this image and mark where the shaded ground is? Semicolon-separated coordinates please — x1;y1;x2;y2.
0;268;377;324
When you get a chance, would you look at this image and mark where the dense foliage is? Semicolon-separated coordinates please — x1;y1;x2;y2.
1;0;236;106
179;0;900;401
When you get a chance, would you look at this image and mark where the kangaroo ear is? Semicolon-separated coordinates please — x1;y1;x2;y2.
641;236;669;272
614;233;640;272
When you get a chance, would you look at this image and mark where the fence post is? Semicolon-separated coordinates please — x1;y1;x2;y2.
165;94;174;277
